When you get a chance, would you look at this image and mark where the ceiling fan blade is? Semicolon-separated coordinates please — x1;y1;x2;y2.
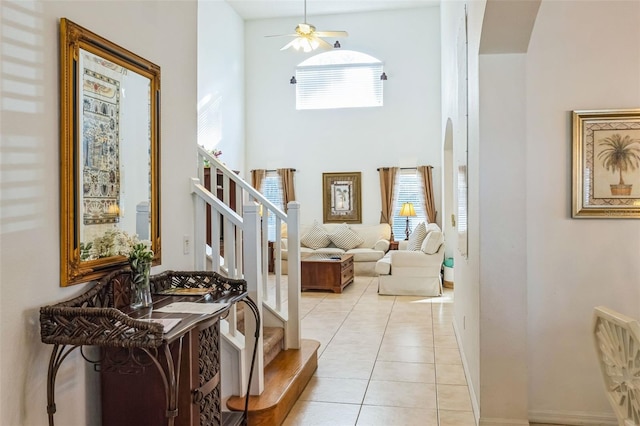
315;31;348;38
316;37;333;50
280;39;299;51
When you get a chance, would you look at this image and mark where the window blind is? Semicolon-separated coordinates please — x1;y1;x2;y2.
261;173;283;241
391;170;427;240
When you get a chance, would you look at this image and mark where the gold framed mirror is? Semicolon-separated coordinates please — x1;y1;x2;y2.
60;18;161;286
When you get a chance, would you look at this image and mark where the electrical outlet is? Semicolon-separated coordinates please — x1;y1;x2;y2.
183;235;190;255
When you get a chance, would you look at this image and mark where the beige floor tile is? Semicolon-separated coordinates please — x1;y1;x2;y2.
357;405;438;426
301;329;337;354
303;315;347;331
299;377;369;404
363;380;437;409
437;384;473;411
315;357;376;380
371;360;435;383
436;364;467;385
389;310;432;324
433;323;456;336
435;347;462;364
438;409;476;426
332;330;384;346
434;333;459;348
321;342;380;362
377;344;435;364
381;330;433;347
287;273;468;423
283;400;360;426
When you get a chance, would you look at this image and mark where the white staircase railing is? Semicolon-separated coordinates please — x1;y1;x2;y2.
190;147;301;398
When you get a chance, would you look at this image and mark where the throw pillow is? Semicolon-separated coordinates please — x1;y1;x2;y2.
300;222;330;249
407;222;428;251
328;224;364;250
421;230;444;254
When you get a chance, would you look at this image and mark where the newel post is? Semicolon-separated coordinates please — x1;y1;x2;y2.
286;201;301;349
242;203;264;395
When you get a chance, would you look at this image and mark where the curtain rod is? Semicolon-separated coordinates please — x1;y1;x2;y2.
376;167;420;171
250;168;297;172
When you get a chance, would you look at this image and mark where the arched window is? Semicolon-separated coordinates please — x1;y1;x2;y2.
295;50;384;110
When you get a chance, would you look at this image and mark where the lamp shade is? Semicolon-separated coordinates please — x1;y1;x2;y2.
399;202;416;217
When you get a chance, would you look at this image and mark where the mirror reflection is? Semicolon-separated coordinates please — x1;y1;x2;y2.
60;18;161;286
79;49;151;258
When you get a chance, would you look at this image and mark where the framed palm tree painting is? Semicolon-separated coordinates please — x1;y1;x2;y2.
322;172;362;223
573;109;640;218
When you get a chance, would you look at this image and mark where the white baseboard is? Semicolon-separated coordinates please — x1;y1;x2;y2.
529;409;617;425
453;318;480;426
479;418;529;426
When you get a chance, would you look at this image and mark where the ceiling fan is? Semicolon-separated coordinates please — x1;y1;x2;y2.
266;0;348;53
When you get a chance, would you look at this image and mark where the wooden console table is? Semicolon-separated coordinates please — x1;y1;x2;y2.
301;254;354;293
40;269;260;426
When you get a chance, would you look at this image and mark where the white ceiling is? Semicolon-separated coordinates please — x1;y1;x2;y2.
226;0;440;21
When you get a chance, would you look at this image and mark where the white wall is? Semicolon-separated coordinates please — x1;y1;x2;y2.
197;0;245;407
0;1;198;424
478;53;528;424
440;0;483;417
526;1;640;423
198;0;245;173
444;0;640;424
244;7;442;226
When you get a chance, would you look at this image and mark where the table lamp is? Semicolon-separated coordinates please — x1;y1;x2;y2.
399;202;416;240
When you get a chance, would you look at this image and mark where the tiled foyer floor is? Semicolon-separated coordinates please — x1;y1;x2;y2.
282;276;476;426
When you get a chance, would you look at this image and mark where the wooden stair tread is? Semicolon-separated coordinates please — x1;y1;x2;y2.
226;339;320;425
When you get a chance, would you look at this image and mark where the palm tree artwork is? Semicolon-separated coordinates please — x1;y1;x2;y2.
334;186;350;211
597;133;640;196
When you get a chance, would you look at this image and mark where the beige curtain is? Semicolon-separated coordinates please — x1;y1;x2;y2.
251;169;266;198
418;165;437;224
378;167;399;228
277;168;296;212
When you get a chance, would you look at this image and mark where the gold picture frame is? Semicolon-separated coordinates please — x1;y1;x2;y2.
573;109;640;218
322;172;362;223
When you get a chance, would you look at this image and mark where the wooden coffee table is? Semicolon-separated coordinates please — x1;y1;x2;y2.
301;254;354;293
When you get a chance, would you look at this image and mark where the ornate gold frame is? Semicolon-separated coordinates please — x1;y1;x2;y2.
573;109;640;218
60;18;161;286
322;172;362;223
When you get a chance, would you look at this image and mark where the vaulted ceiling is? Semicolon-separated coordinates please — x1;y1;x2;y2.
226;0;439;20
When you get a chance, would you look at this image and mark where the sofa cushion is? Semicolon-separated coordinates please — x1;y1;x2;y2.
421;230;444;254
282;247;314;260
315;247;345;255
328;224;364;250
407;222;428;251
346;248;385;262
300;221;330;249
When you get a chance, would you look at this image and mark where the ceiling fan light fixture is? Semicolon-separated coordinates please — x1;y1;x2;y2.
267;0;348;52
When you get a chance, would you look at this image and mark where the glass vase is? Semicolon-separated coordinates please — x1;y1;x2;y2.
130;261;152;309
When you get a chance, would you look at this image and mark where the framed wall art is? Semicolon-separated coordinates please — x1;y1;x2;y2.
322;172;362;223
573;109;640;218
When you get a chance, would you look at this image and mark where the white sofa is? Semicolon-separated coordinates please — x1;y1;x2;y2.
375;223;445;296
281;222;391;276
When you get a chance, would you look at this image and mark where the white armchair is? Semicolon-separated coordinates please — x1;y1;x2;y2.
375;224;445;296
